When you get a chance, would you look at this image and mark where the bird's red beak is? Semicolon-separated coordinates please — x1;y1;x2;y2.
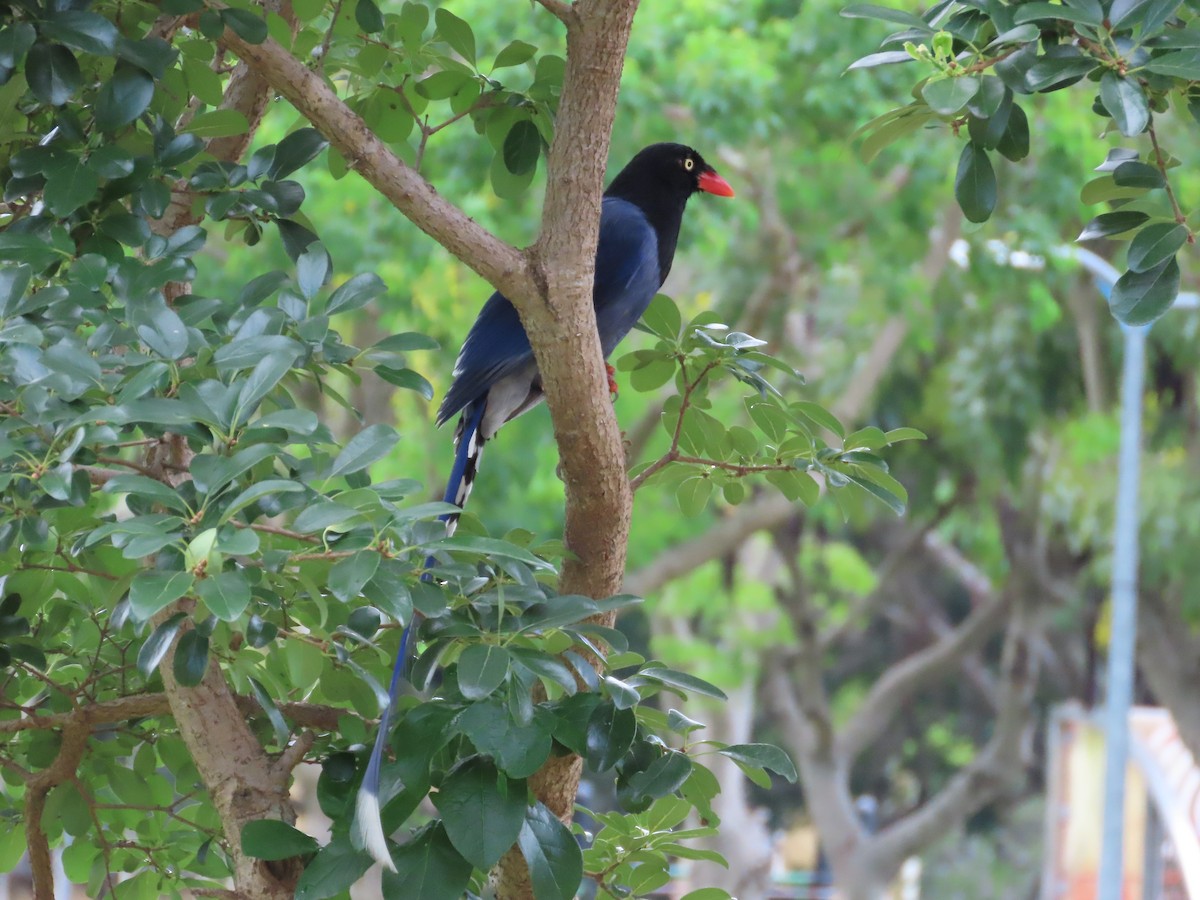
698;169;735;197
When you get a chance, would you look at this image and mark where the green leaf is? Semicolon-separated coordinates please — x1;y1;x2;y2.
329;423;400;478
457;644;511;700
1126;222;1188;273
137;612;187;678
248;676;290;745
840;3;932;30
295;836;372;900
681;889;734;900
355;0;385;33
995;104;1029;162
198;571;252;621
1100;72;1149;137
1109;257;1180;325
297;245;329;300
1144;49;1200;78
435;758;525;869
242;820;318;860
0;264;31;317
1013;1;1102;24
625;751;693;801
884;427;927;444
173;628;209;686
382;824;473;900
490;148;536;199
329;550;381;603
327;272;387;315
220;479;306;520
40;11;118;56
641;294;682;339
921;76;979;115
94;63;155;131
234;351;295;424
435;8;476;64
718;743;798;782
494;40;537;69
585;703;636;772
0;24;36;69
375;366;435;398
424;534;553;569
222;8;268;43
128;571;194;620
503;120;541;176
26;42;81;106
182;108;250;138
791;400;844;438
676;477;713;517
637;665;728;700
1078;210;1150;241
270;129;328;179
1112;160;1164;189
518;803;583;900
954;141;996;224
102;475;189;513
369;332;439;353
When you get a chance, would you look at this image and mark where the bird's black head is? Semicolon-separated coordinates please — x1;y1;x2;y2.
605;142;735;206
605;143;734;282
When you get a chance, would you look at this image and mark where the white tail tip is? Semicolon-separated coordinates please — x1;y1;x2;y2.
354;787;397;872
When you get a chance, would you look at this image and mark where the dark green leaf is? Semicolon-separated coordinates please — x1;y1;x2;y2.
435;758;525;869
637;665;728;700
270;129;329;179
1109;257;1180;325
846;50;912;70
434;8;476;64
26;43;81;106
1112;160;1165;189
995;104;1029;161
295;837;372;900
1100;72;1150;137
242;820;318;860
585;703;636;772
840;3;932;29
94;63;155;132
116;36;177;78
518;803;583;900
954;142;996;223
136;612;187;678
718;743;798;782
1127;222;1188;272
375;366;435;399
355;0;384;33
329;423;400;478
0;24;36;69
323;273;385;317
248;676;290;745
222;8;268;44
624;751;693;801
457;644;510;700
382;824;472;900
1143;49;1200;78
1014;2;1102;25
503;120;541;175
1077;210;1150;241
0;265;32;317
173;629;209;686
40;11;118;55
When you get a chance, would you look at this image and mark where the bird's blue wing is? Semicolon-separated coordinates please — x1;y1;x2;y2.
593;197;661;357
436;290;533;427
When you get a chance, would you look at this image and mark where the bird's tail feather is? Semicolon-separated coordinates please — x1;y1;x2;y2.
354;399;487;869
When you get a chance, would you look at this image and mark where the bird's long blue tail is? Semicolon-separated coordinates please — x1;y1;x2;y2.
354;399;487;870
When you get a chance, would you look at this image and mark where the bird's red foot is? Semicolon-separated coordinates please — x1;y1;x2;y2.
606;363;619;400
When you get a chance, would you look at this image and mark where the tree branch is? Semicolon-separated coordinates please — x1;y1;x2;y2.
214;12;532;304
26;719;90;897
869;599;1037;872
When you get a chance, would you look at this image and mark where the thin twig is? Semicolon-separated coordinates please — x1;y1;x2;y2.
1148;118;1191;233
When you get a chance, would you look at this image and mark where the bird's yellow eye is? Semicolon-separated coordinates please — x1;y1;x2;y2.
683;158;695;171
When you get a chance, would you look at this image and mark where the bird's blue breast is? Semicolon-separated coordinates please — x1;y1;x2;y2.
437;197;660;425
